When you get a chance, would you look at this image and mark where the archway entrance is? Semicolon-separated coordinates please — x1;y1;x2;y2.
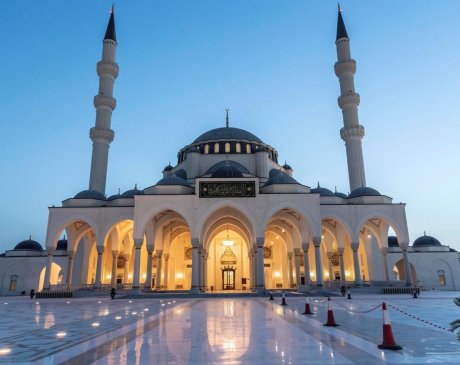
206;228;250;291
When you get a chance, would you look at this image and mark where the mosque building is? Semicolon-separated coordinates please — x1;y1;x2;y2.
1;8;459;296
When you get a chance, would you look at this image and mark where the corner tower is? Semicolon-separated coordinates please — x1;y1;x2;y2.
88;7;119;194
334;6;366;191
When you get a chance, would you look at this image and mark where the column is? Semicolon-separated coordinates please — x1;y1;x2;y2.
302;242;311;286
155;250;163;290
132;239;143;290
144;249;154;289
252;245;258;290
110;251;118;288
164;253;170;290
66;252;75;289
123;254;131;285
338;248;346;282
287;252;294;288
294;248;301;290
190;239;200;294
256;237;265;293
381;247;390;281
313;237;323;286
43;248;55;290
327;251;333;284
198;247;203;290
94;246;104;288
351;242;362;286
401;246;413;286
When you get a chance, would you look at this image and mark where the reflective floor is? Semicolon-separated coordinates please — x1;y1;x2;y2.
0;292;459;364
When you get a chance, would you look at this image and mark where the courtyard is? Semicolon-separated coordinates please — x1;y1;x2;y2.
0;291;459;364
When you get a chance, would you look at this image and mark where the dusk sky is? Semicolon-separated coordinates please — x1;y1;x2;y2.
0;1;459;252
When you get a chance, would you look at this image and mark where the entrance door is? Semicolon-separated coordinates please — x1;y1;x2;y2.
222;268;235;290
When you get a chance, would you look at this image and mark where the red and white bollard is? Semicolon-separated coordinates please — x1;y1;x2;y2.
281;291;287;306
378;302;402;350
323;296;339;326
303;295;313;315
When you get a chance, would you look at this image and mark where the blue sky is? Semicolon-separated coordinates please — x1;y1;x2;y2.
0;1;459;252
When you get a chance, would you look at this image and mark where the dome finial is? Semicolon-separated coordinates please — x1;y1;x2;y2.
225;108;230;128
317;181;320;188
29;235;31;240
424;231;426;236
134;183;137;189
118;187;120;195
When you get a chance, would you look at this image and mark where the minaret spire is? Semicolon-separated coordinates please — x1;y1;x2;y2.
88;7;119;194
334;6;366;191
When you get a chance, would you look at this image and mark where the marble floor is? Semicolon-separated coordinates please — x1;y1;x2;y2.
0;292;459;364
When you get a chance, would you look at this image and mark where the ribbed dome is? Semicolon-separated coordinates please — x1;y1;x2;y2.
413;233;441;247
156;175;191;187
120;185;144;198
211;162;244;178
193;127;263;144
56;238;68;251
348;187;381;199
14;238;43;251
206;160;250;175
107;193;121;201
310;183;334;197
264;171;299;187
388;236;400;248
74;190;106;200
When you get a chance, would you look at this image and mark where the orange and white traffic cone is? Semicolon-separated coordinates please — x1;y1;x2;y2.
323;296;339;326
281;291;287;306
303;295;313;315
378;302;402;350
269;292;274;301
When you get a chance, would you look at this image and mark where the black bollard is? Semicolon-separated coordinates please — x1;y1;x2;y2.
29;289;35;299
110;288;116;300
269;292;274;301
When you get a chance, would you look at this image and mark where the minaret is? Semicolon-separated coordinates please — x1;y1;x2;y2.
88;7;119;194
334;5;366;192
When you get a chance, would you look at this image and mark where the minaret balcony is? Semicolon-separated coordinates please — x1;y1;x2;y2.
90;127;115;143
94;95;117;110
338;92;360;109
97;61;119;78
340;125;365;140
334;59;356;76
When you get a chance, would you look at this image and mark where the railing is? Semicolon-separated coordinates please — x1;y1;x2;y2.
383;287;421;294
36;291;73;299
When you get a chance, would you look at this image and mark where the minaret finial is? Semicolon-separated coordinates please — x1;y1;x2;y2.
336;3;349;41
225;108;230;128
104;4;117;42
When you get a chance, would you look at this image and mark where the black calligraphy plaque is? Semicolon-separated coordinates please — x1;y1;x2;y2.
199;181;256;198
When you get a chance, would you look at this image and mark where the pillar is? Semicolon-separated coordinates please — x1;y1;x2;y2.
43;248;55;291
144;248;154;289
287;252;294;288
256;237;265;293
338;247;346;282
401;246;413;286
110;251;118;288
351;242;362;286
155;250;163;290
381;247;390;281
132;239;143;290
164;253;170;290
302;242;311;286
94;246;104;288
190;239;200;294
66;252;75;289
294;248;301;290
123;254;131;285
313;237;323;286
327;251;333;284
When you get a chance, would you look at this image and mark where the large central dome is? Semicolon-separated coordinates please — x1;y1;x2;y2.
193;127;263;144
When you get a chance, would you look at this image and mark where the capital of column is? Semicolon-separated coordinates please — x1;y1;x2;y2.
146;246;154;254
134;238;143;249
191;238;200;248
66;251;75;259
351;242;359;252
302;242;310;251
156;250;163;258
400;242;409;250
46;247;55;256
381;247;388;255
164;253;170;260
111;250;118;258
312;237;322;247
256;237;265;248
287;252;293;259
96;246;104;255
293;248;301;256
338;247;345;255
327;251;333;259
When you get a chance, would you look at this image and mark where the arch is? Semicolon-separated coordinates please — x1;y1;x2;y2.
432;258;455;290
321;214;354;243
393;259;416;283
38;262;62;291
203;217;252;253
356;213;408;245
47;215;98;250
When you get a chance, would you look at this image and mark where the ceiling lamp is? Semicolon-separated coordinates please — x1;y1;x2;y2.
222;227;234;247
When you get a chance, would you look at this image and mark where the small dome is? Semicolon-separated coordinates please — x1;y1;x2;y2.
14;238;43;251
107;193;120;201
269;169;282;178
175;169;187;180
264;171;299;187
206;160;250;175
163;163;173;172
348;186;381;199
282;162;292;170
211;162;243;178
156;175;191;187
120;185;144;198
413;233;441;247
193;127;263;144
56;238;68;251
310;183;334;197
334;191;348;199
388;236;400;248
74;189;106;200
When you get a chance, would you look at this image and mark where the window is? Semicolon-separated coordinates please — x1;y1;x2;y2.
236;143;241;153
204;144;209;154
9;275;18;291
225;143;230;153
214;143;220;153
246;144;251;153
438;270;446;285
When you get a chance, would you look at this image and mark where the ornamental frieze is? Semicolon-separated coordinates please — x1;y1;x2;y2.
199;181;256;198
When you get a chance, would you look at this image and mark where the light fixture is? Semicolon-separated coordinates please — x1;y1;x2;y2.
106;274;111;279
0;348;11;355
345;270;350;277
142;273;146;279
128;273;132;279
367;234;372;239
222;226;234;247
91;322;100;327
274;271;281;278
176;272;184;279
56;331;67;338
282;228;285;233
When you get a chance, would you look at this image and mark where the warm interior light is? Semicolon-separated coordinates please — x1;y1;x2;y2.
0;348;11;355
222;227;234;246
324;271;329;278
310;271;315;277
106;274;111;279
142;273;146;279
56;331;66;338
128;274;132;279
274;271;281;278
367;234;372;239
345;270;350;277
176;272;184;279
